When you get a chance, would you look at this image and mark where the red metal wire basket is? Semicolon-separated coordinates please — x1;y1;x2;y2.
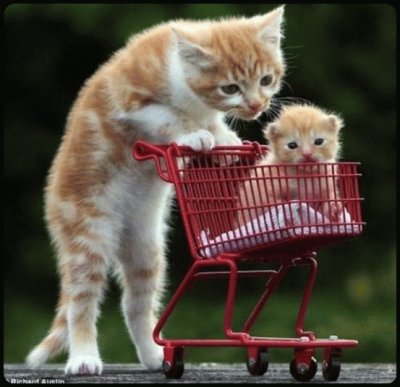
133;141;365;381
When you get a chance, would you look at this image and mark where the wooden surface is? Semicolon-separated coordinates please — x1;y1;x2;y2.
4;363;396;384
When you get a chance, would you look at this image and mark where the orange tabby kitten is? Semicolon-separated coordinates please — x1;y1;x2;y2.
27;7;286;375
237;104;344;225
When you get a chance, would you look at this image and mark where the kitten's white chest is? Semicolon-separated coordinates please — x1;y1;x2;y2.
118;164;172;212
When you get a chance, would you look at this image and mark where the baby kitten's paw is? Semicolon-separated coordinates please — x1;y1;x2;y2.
65;355;103;375
177;129;215;152
331;201;344;221
322;201;343;221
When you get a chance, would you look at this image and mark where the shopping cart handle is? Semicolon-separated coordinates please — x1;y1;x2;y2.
133;140;267;160
132;141;173;182
132;141;169;161
133;140;269;182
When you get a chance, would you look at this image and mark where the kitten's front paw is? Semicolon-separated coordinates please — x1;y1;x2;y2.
214;129;242;147
65;355;103;375
177;129;215;152
214;130;242;165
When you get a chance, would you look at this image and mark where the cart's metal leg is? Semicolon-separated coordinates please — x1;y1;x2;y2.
222;259;243;339
153;261;201;345
242;262;290;334
153;258;241;345
294;256;318;340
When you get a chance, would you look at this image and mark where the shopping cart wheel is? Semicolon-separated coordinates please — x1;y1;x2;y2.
163;347;184;379
290;356;317;382
322;349;341;381
246;347;269;376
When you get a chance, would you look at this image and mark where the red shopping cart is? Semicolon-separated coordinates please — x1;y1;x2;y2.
133;141;364;381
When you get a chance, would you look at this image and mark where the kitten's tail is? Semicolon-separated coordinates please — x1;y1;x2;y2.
26;298;68;369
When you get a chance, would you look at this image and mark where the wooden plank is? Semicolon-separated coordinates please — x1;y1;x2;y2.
4;363;396;384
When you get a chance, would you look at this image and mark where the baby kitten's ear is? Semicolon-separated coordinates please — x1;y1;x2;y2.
172;28;214;69
327;114;344;132
264;123;280;140
253;5;285;48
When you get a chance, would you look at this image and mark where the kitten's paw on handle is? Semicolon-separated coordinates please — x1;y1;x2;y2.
214;128;242;148
65;355;103;375
177;129;215;152
214;129;242;166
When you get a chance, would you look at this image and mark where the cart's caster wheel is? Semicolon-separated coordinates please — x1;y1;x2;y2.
290;356;317;382
163;347;184;379
322;350;341;381
246;348;269;376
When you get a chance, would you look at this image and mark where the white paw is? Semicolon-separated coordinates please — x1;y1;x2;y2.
177;129;215;152
138;345;164;371
65;355;103;375
214;129;242;147
213;130;242;165
26;347;49;369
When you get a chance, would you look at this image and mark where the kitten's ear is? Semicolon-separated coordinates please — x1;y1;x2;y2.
172;28;214;69
264;123;280;139
327;114;344;132
254;6;285;48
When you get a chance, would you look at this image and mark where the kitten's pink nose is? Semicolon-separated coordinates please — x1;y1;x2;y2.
302;152;317;162
248;102;263;113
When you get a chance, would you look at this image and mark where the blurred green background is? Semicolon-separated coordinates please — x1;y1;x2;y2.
4;4;396;365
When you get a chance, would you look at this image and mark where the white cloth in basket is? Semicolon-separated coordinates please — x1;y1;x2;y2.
199;201;361;258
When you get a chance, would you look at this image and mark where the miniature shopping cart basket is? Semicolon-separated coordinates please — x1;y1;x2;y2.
133;141;364;381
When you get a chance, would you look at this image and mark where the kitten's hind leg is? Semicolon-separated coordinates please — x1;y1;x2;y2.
59;212;117;375
63;247;108;375
119;242;166;370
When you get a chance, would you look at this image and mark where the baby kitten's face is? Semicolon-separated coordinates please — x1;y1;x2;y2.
270;125;339;164
175;7;285;121
265;105;343;163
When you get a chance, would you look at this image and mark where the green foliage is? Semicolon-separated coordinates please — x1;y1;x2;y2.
4;4;396;363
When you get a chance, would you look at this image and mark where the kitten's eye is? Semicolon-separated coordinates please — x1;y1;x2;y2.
220;84;240;95
314;138;324;146
260;75;273;86
287;142;298;150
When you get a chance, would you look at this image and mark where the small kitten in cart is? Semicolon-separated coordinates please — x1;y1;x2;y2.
26;7;286;375
237;104;344;225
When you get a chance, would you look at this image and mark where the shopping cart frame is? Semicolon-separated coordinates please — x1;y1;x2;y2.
133;141;364;381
